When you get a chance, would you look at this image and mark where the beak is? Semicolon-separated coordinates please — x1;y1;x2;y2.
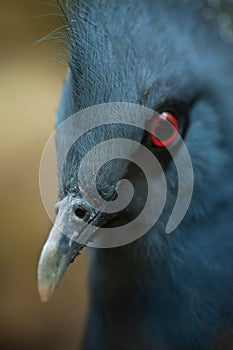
37;196;99;302
37;228;83;302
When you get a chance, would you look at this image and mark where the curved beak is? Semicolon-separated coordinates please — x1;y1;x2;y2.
37;196;98;302
37;227;83;302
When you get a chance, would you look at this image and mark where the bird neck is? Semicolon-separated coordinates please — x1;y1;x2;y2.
90;230;168;293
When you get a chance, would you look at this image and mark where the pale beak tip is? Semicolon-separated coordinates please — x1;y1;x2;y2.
40;292;50;303
38;283;55;303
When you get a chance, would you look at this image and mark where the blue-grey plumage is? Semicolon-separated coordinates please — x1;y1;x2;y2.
38;1;233;349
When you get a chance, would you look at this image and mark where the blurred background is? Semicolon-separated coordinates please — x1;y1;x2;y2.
0;1;88;349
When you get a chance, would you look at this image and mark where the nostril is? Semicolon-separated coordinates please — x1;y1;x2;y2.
74;206;88;219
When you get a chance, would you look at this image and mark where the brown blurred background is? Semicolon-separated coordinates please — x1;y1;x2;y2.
0;1;88;349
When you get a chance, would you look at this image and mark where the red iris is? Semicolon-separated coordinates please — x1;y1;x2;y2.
150;112;179;147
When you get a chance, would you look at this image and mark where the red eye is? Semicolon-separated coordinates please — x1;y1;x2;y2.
150;112;179;148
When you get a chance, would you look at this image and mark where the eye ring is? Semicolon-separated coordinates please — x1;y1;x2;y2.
150;112;179;148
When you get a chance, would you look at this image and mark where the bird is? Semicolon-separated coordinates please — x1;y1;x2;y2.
38;0;233;349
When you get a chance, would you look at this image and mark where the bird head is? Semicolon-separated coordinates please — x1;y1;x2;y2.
38;0;233;301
